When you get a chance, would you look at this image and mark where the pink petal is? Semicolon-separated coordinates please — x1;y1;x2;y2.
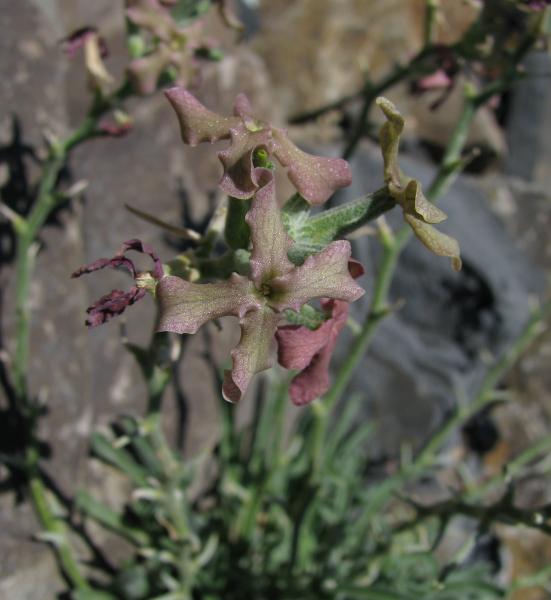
156;273;260;334
222;307;280;403
233;93;253;119
165;87;240;146
246;170;294;287
218;126;274;199
128;48;172;95
268;240;365;311
276;320;333;371
272;129;352;205
126;0;175;40
278;300;349;406
417;69;452;91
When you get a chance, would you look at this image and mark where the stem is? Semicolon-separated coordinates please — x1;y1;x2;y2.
26;447;90;590
8;81;132;591
424;0;439;46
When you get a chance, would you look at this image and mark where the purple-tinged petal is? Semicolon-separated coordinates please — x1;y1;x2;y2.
85;287;146;328
218;126;273;199
61;27;108;59
126;0;176;40
99;117;133;137
222;307;280;403
272;129;352;205
157;273;261;334
246;170;294;286
233;93;253;119
120;239;164;279
73;239;164;327
417;69;453;91
165;87;240;146
276;321;332;371
128;48;172;95
71;256;136;279
277;299;349;406
268;240;365;311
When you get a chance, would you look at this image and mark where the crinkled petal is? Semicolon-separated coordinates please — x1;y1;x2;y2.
71;256;135;279
85;287;146;328
376;97;405;187
165;87;240;146
276;321;332;371
246;170;294;286
128;47;172;95
157;273;261;334
120;239;164;279
277;299;348;406
233;93;253;119
126;0;176;40
268;240;365;311
222;306;280;403
218;126;273;199
402;179;447;224
272;129;352;205
404;213;462;271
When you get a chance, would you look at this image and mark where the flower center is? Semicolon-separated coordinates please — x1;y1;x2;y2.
260;283;272;297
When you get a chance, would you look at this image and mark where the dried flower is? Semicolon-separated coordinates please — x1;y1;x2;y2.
156;171;364;402
72;239;163;327
376;97;462;271
165;88;352;205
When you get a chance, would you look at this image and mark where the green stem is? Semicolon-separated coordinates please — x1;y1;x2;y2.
424;0;439;46
9;81;132;591
26;447;90;590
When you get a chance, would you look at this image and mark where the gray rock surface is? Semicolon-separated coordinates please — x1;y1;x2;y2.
505;51;551;188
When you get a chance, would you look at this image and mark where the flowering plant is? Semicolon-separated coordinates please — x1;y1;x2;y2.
2;1;551;598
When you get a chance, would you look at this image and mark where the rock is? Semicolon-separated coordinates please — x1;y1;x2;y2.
505;51;551;188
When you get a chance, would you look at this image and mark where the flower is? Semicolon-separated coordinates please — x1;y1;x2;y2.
156;170;364;402
165;88;352;205
277;299;349;406
72;239;163;327
125;0;210;95
376;97;462;271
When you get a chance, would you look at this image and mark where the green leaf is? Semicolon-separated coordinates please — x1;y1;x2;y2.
76;490;150;546
74;590;118;600
283;304;327;330
90;433;149;486
171;0;212;25
284;189;395;263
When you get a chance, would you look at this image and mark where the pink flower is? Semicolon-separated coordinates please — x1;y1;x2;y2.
165;88;352;205
156;171;364;402
276;299;350;406
125;0;209;95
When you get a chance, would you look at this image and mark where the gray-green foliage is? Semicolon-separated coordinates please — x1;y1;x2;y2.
74;384;509;600
283;191;395;264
